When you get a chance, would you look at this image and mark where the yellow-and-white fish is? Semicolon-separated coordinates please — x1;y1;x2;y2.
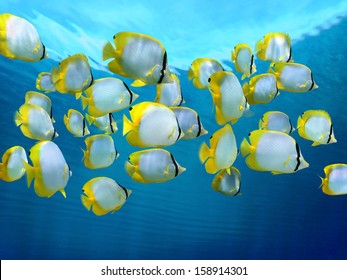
14;103;58;141
64;109;90;137
36;72;56;93
212;167;241;196
82;134;118;169
25;91;55;122
208;71;249;125
81;77;138;117
297;110;336;146
85;113;118;134
81;177;131;216
51;53;93;98
25;141;71;198
259;111;294;134
320;164;347;196
242;73;279;104
155;73;184;106
256;32;292;62
123;102;183;147
240;130;309;174
0;13;47;62
103;31;173;87
125;149;186;183
199;124;238;174
269;62;318;92
0;146;27;182
188;58;224;89
171;107;208;140
231;43;256;80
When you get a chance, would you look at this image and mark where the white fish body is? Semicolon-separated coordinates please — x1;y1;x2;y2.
0;146;28;182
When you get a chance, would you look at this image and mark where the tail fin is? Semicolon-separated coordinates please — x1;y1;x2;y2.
240;138;252;157
81;195;92;211
75;91;83;100
85;113;94;125
102;41;116;61
81;96;89;110
122;114;133;136
199;142;210;163
23;161;35;187
14;111;22;126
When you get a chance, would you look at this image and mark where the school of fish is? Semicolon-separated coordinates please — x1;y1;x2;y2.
0;13;346;216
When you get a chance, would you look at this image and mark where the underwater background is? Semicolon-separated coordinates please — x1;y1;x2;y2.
0;0;347;260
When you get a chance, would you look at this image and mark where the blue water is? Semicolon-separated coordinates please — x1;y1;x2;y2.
0;1;347;260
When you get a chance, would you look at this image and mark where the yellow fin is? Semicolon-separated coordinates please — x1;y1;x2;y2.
102;41;116;61
205;159;218;174
188;68;195;80
240;138;252;157
81;195;92;211
85;113;94;125
14;111;22;126
75;91;83;100
312;141;321;146
81;96;89;110
63;114;69;125
23;161;35;187
122;114;134;136
131;79;147;87
199;142;210;163
60;189;67;198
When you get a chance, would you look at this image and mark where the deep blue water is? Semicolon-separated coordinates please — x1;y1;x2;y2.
0;5;347;260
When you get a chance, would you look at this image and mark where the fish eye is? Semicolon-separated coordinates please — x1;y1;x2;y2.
113;34;116;39
28;151;31;156
248;133;251;136
129;107;133;111
208;78;211;83
82;189;84;192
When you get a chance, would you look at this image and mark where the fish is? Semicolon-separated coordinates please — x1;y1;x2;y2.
24;141;71;198
0;146;28;182
125;149;186;183
82;134;118;169
212;167;241;196
199;124;238;174
25;91;55;123
208;71;250;125
81;77;138;117
231;43;256;80
0;13;47;62
269;62;318;92
63;109;90;137
240;130;309;174
171;107;208;140
297;110;336;146
188;58;224;89
255;32;292;62
102;31;173;87
123;101;183;147
242;73;279;104
14;103;58;141
259;111;294;134
85;113;118;134
155;73;184;106
36;72;56;93
81;177;132;216
51;53;93;98
320;164;347;196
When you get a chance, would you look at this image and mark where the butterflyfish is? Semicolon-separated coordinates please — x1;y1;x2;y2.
14;103;58;141
242;73;279;104
199;124;238;174
259;111;294;134
171;107;208;140
212;167;241;196
0;13;47;62
255;32;292;62
25;141;71;198
240;130;309;174
81;78;138;117
25;91;55;122
85;113;118;134
208;71;250;125
81;177;131;216
123;102;183;147
320;164;347;196
188;58;224;89
0;146;27;182
64;109;90;137
269;62;318;93
125;149;186;183
36;72;56;93
82;134;118;169
297;110;336;146
155;73;184;106
103;31;173;87
51;53;93;98
231;43;256;80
